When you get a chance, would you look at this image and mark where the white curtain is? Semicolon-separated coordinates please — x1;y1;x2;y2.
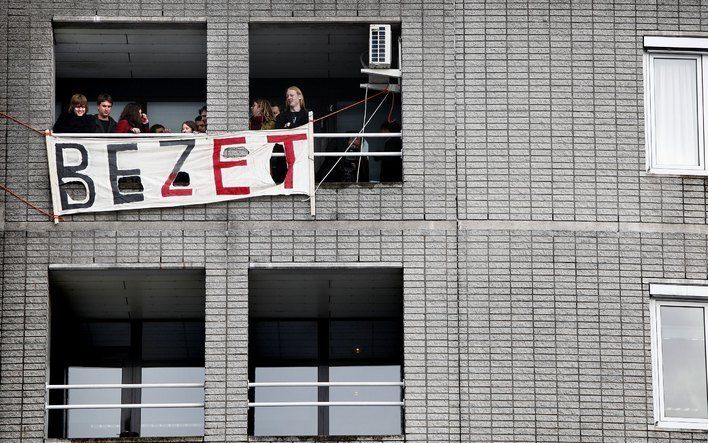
653;56;701;168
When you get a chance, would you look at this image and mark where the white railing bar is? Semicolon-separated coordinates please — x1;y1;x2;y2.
46;383;204;390
248;382;404;387
249;401;403;407
314;152;401;157
313;133;401;138
46;403;204;410
271;152;401;157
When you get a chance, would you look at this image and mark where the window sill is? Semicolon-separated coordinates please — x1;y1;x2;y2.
46;437;203;443
318;182;403;189
650;423;708;432
249;436;404;442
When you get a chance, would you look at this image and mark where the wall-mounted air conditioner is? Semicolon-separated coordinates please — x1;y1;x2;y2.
369;24;391;68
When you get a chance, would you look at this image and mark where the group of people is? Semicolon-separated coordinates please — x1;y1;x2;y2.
52;93;208;135
251;86;402;183
53;86;401;183
249;86;308;131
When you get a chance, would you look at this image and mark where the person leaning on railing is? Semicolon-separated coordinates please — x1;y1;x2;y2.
271;86;309;184
116;102;149;134
53;93;95;133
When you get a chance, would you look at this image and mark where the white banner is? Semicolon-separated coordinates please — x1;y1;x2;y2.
46;124;314;217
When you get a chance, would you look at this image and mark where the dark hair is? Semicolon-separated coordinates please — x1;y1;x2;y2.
182;121;198;132
149;124;165;133
195;115;203;122
119;103;142;128
381;120;401;133
96;93;113;105
199;105;207;114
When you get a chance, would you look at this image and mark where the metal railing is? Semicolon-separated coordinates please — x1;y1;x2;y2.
247;380;404;408
45;382;205;410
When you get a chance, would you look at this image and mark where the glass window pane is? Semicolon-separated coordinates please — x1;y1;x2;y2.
660;305;708;418
67;367;122;438
140;367;205;437
253;321;318;361
329;365;401;435
330;320;401;361
653;57;701;168
254;367;318;436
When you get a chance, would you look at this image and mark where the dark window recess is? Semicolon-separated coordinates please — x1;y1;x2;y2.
48;269;206;439
249;23;402;185
248;268;404;437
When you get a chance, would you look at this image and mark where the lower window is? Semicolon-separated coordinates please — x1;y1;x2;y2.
248;268;404;437
651;293;708;429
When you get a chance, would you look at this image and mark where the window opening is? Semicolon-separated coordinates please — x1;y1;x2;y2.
649;283;708;430
53;23;207;134
248;268;404;437
47;268;206;439
249;23;402;185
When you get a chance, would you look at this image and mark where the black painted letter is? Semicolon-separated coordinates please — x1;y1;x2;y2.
55;143;96;211
107;143;144;204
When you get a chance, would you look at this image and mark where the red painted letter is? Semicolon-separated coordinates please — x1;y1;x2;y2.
213;137;250;195
267;133;308;189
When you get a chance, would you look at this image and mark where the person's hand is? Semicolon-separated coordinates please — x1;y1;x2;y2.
44;129;52;136
131;127;140;134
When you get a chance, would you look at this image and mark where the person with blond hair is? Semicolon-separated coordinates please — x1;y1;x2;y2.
250;98;276;130
275;86;308;129
52;93;95;133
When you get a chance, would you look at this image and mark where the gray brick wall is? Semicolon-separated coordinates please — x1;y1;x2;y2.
4;0;708;442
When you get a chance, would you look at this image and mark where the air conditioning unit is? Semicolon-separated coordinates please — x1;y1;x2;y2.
369;24;391;68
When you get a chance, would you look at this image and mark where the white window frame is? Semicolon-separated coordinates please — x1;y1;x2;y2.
650;283;708;430
644;36;708;175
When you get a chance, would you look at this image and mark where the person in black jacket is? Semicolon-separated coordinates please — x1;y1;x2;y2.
94;93;117;133
274;86;308;129
53;94;95;133
272;86;309;183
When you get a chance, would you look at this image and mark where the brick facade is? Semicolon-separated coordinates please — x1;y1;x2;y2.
2;1;708;441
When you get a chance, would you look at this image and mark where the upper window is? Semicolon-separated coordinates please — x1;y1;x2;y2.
650;283;708;430
249;23;402;184
644;36;708;175
53;22;207;133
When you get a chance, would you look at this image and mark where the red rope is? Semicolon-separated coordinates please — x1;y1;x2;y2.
313;87;389;123
0;111;47;136
0;111;62;221
0;183;63;222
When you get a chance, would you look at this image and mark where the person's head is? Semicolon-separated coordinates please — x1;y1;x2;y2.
380;120;401;133
68;94;88;117
285;86;305;112
150;124;166;133
251;99;274;121
119;103;143;127
348;136;362;151
271;104;281;119
194;117;206;132
182;121;197;133
96;93;113;120
199;105;207;123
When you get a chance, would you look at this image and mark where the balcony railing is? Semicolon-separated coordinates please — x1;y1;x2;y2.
247;380;405;408
45;382;205;410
